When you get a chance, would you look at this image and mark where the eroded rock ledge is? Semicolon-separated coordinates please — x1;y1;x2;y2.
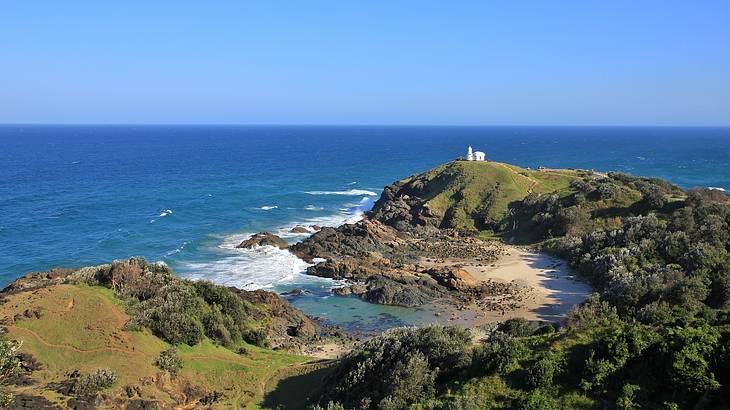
289;218;510;307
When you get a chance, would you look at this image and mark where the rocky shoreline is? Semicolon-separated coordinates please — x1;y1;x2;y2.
236;170;543;319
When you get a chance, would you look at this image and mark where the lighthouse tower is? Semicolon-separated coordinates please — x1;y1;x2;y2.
465;145;486;161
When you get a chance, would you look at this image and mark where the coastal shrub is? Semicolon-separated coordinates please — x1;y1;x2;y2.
570;179;594;194
242;328;269;348
315;326;472;409
0;337;22;406
663;325;721;394
472;332;526;375
497;317;536;337
310;402;346;410
533;323;558;335
565;294;619;329
519;389;559;410
638;185;667;211
154;348;183;377
526;352;562;388
594;183;616;200
73;368;118;396
615;384;641;410
90;257;269;349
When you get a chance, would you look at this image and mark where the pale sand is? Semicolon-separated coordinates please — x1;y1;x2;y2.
420;246;592;326
304;342;348;359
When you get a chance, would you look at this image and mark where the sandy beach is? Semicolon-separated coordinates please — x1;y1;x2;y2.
420;246;592;326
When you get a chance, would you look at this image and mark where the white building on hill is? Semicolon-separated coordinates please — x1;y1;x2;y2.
466;146;486;161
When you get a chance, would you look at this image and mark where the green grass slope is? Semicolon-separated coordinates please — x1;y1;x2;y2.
0;282;311;409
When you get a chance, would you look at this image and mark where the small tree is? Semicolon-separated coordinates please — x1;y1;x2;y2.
154;348;183;377
73;368;118;396
527;352;562;388
0;338;22;406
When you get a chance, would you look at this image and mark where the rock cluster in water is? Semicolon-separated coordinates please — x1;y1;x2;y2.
236;232;289;249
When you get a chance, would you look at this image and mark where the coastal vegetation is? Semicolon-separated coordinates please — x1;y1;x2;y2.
1;160;728;408
302;161;730;408
0;259;321;408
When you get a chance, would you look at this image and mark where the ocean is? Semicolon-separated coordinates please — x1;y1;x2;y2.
1;125;729;331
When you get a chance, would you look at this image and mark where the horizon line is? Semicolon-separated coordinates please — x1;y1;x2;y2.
1;123;730;128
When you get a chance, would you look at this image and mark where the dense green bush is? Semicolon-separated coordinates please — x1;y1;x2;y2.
497;317;537;337
519;389;559;410
315;326;471;409
472;332;527;375
87;258;268;348
242;328;269;348
310;178;730;409
526;351;562;388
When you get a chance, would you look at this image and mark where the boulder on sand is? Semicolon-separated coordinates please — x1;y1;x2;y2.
237;232;288;249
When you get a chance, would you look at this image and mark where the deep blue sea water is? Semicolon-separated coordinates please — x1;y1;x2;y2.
1;125;729;330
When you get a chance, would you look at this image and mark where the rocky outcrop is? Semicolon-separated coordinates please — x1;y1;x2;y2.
233;288;319;345
290;214;506;307
424;266;478;290
368;180;442;231
237;232;289;249
291;219;415;264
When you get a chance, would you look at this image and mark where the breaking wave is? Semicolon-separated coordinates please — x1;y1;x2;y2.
305;189;377;196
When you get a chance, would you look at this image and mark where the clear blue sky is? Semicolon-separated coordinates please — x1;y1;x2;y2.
2;1;729;125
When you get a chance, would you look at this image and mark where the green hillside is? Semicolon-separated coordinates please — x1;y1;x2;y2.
370;160;683;242
0;260;321;409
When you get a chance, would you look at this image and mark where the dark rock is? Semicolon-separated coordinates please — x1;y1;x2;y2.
232;288;319;348
290;225;310;234
357;276;443;307
280;288;308;296
236;232;288;250
7;394;62;409
368;179;441;230
291;219;412;264
125;399;162;410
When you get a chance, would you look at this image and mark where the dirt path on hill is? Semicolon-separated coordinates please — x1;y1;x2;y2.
494;162;540;194
8;325;144;356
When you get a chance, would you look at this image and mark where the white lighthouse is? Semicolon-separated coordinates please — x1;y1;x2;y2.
466;146;486;161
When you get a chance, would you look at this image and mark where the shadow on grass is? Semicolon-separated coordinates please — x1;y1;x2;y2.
262;360;337;410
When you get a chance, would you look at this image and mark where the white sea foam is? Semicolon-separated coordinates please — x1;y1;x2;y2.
304;205;324;211
181;236;339;290
159;209;173;217
305;189;377;196
708;187;726;192
166;241;188;256
259;205;279;210
178;189;378;290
